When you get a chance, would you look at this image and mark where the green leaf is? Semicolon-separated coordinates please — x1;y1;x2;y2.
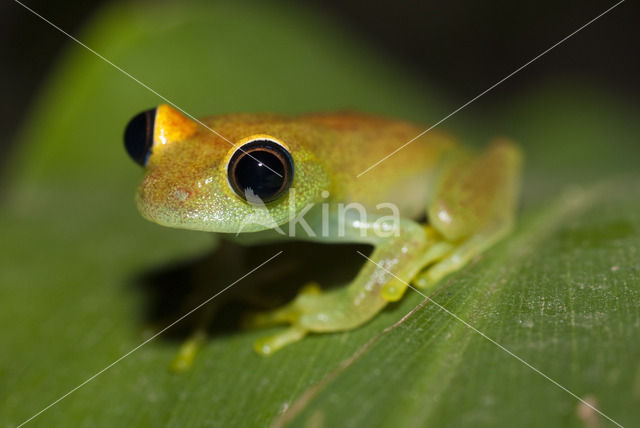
2;1;639;427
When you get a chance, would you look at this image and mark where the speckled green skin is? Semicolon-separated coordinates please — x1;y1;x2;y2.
134;107;522;356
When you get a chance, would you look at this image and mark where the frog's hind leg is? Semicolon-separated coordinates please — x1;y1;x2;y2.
414;139;521;289
413;222;512;289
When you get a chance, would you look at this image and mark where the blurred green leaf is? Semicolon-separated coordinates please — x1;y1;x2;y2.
1;1;639;427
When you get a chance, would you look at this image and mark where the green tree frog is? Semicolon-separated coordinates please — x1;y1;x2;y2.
124;104;521;356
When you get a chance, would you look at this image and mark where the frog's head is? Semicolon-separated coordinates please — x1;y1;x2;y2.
124;105;329;234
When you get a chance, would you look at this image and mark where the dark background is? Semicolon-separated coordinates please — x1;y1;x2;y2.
2;0;638;178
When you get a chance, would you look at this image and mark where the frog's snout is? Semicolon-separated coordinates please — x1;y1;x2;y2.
138;172;193;210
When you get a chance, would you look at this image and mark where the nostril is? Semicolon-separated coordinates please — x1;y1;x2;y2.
173;188;192;202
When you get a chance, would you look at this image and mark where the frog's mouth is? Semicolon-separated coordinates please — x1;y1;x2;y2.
135;177;288;235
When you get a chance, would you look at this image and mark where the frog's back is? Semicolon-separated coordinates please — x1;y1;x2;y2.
300;112;457;218
202;112;458;218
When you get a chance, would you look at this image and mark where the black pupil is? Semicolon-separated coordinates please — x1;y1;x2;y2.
231;144;290;202
124;108;155;166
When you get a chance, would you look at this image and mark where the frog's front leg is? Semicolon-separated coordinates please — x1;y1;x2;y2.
249;214;430;356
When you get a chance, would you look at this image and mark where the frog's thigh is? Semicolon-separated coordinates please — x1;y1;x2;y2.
416;140;521;287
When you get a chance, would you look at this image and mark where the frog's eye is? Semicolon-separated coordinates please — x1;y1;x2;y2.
227;139;294;203
124;108;156;166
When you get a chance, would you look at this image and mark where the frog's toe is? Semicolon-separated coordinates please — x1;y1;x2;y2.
413;223;510;288
249;282;367;354
381;279;409;302
415;251;469;287
254;326;307;356
413;246;468;289
243;305;298;329
242;281;323;329
298;281;322;295
169;330;206;372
